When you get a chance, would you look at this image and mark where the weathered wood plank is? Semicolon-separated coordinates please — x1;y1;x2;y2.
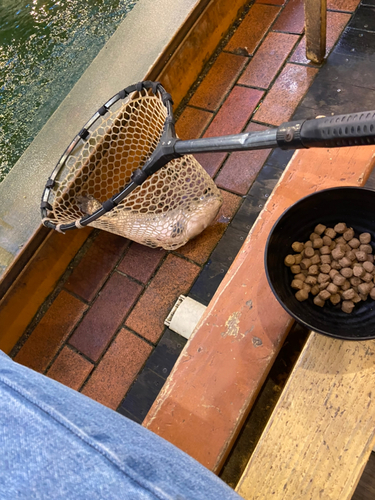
305;0;327;64
236;333;375;500
143;145;375;473
0;227;92;354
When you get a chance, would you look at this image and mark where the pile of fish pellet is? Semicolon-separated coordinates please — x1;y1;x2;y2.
284;223;375;313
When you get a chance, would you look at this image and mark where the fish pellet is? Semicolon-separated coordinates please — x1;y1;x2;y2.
284;255;295;266
359;233;371;244
343;228;355;241
331;247;345;260
295;289;309;301
325;228;337;239
292;242;304;252
342;300;355;313
284;223;375;313
340;267;353;279
304;246;315;258
348;238;360;249
360;244;372;254
291;265;301;274
314;296;325;307
356;251;367;262
330;293;341;305
334;223;347;234
315;224;326;235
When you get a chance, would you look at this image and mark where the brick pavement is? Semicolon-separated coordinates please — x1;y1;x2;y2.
12;0;363;424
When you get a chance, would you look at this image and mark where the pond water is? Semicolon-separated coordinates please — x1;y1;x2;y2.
0;0;138;182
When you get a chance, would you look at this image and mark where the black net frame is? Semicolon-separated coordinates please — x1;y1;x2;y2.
41;80;223;250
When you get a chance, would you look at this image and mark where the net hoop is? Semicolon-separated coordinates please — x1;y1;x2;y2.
41;81;223;250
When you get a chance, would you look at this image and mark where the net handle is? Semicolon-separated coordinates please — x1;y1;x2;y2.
174;111;375;155
42;79;375;233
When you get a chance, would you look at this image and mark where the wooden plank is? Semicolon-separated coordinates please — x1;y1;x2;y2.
143;145;375;473
236;333;375;499
304;0;327;64
0;227;92;354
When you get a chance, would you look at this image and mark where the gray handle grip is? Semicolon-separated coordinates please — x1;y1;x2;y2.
277;111;375;149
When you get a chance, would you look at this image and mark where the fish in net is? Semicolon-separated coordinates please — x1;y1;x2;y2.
41;82;222;250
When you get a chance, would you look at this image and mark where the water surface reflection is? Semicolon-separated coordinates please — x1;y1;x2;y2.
0;0;137;181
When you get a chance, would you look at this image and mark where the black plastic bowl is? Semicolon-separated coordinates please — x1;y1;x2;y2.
265;187;375;340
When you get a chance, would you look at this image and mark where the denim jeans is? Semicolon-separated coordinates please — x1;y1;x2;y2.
0;351;241;499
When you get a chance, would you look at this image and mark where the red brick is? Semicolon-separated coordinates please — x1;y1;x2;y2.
215;123;272;195
14;291;87;373
239;32;299;89
125;255;200;343
176;190;242;264
82;328;152;410
226;4;281;55
46;346;93;391
327;0;360;11
290;11;351;64
253;64;318;126
188;52;247;111
118;244;166;284
64;231;129;302
195;86;264;178
205;86;264;137
272;0;305;34
194;151;226;179
176;107;213;140
69;272;142;361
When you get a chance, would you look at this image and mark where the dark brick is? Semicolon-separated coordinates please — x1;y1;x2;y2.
118;368;166;422
210;226;248;268
230;195;263;234
144;328;187;379
117;407;142;424
349;5;375;31
69;272;142;361
118;243;166;284
64;231;129;302
189;260;229;306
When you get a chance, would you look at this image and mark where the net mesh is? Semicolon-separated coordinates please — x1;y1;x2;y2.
45;88;223;250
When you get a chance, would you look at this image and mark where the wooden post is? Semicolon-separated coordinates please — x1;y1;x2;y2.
304;0;327;64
